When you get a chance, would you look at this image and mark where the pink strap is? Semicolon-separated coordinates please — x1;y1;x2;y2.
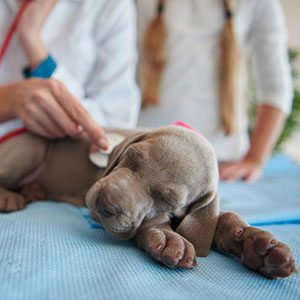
171;121;204;137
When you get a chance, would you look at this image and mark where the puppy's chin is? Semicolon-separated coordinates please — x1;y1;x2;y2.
105;226;137;240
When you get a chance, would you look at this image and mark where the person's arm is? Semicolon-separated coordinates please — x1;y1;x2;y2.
219;0;293;183
219;105;286;182
17;0;57;70
8;0;107;149
19;0;140;129
246;105;286;169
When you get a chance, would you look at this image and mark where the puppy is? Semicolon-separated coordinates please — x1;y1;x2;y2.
0;126;297;278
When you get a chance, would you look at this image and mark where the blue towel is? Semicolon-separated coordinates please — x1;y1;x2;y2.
0;202;299;300
0;155;299;300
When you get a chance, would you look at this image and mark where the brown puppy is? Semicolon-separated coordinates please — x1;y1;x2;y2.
0;126;297;278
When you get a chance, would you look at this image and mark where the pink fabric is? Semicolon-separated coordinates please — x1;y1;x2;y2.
171;121;205;138
171;120;215;154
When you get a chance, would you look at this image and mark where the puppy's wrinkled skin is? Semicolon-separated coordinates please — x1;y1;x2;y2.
0;126;297;278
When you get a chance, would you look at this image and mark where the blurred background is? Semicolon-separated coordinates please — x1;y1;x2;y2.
272;0;300;161
282;0;300;51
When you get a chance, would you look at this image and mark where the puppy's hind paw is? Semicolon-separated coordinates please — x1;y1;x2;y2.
234;226;298;279
0;187;27;212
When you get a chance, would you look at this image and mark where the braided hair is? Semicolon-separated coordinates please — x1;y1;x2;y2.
140;0;241;135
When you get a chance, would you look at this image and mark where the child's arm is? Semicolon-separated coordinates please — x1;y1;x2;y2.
219;104;286;182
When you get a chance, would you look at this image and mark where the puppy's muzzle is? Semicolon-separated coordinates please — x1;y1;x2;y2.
95;194;119;218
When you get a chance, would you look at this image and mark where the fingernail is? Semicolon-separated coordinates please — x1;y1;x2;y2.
234;228;244;238
90;144;99;153
157;243;163;250
98;138;108;150
176;252;183;259
77;125;83;132
187;257;193;264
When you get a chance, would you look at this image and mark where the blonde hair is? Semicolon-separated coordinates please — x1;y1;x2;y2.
140;0;167;107
140;0;240;135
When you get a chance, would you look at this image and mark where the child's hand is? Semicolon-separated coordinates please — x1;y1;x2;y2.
219;158;264;183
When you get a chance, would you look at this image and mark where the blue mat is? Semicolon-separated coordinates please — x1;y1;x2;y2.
0;155;299;300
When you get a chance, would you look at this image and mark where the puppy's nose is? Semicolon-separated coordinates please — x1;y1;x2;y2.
96;197;118;218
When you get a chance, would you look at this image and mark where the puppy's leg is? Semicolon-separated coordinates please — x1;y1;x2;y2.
135;224;197;269
176;193;219;257
213;212;297;279
0;133;47;212
20;182;46;203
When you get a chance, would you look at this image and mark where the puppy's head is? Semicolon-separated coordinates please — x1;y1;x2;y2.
86;126;218;240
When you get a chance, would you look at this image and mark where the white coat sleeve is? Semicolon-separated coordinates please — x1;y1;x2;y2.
51;0;141;128
248;0;293;114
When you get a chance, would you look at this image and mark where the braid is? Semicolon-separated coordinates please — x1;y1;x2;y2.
140;0;167;107
141;0;240;134
219;0;240;135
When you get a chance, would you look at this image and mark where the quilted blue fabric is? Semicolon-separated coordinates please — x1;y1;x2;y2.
0;155;299;300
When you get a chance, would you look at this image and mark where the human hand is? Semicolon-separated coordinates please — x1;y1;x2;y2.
219;157;264;183
10;78;108;150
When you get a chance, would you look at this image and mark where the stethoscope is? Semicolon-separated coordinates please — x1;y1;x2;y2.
0;0;31;66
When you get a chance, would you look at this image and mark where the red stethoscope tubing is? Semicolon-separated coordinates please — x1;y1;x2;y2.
0;0;31;141
0;0;31;65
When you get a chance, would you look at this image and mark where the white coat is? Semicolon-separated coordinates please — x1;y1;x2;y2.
137;0;293;161
0;0;141;136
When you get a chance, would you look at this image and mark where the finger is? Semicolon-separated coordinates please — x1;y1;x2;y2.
244;169;262;183
226;167;248;182
33;88;79;137
219;164;237;179
23;114;57;139
220;164;244;182
21;100;64;138
50;80;108;149
33;104;67;138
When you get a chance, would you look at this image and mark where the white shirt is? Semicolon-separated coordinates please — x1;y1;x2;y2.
0;0;141;136
136;0;293;161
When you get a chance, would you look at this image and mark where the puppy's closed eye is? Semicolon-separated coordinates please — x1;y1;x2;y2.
150;184;189;209
150;186;179;208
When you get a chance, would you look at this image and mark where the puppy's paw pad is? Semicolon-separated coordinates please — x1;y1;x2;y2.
145;229;196;269
239;227;297;278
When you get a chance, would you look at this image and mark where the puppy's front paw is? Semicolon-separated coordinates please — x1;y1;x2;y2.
233;226;297;279
0;187;27;212
137;228;197;269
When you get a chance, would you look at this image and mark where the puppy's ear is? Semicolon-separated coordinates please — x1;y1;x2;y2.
103;131;148;177
175;192;219;257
